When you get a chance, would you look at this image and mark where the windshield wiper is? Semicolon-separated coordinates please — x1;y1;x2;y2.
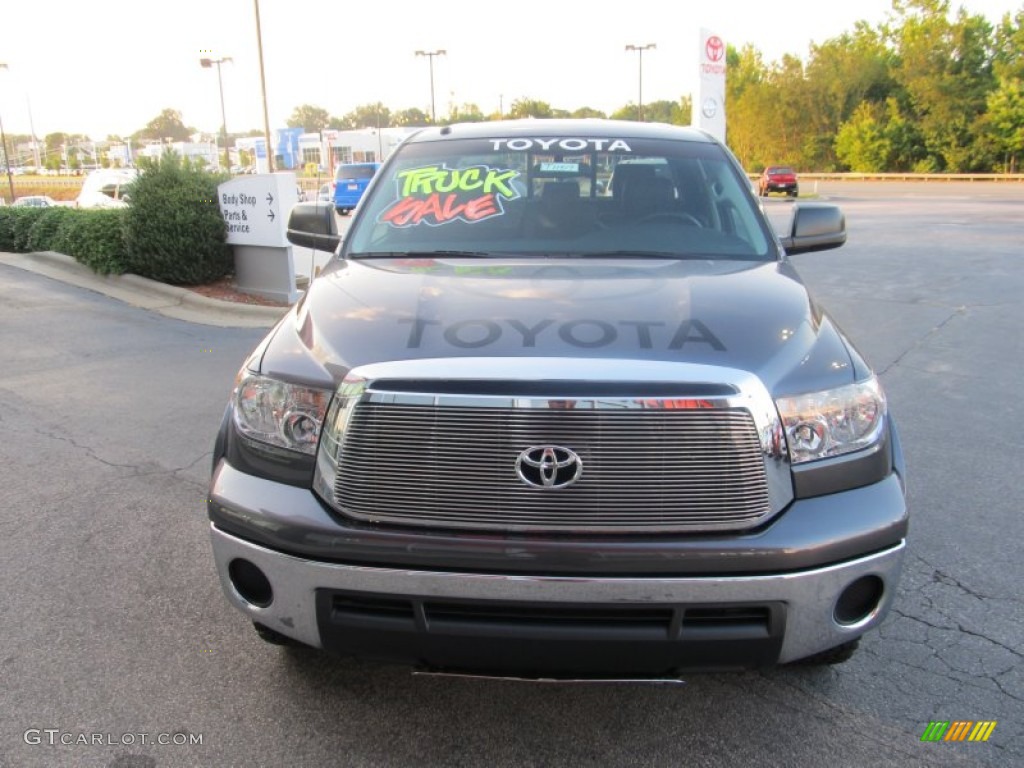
348;250;494;259
574;250;703;259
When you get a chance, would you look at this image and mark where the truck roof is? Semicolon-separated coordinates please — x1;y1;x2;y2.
403;119;717;145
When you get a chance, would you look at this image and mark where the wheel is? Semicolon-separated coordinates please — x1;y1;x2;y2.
639;212;704;227
253;621;303;647
793;638;860;666
789;187;799;198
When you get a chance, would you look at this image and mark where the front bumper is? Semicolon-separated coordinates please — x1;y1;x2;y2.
208;457;907;576
211;523;905;673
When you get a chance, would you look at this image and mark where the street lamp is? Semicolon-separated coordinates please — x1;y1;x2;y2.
414;49;446;123
253;0;274;172
624;43;656;122
0;63;15;204
200;55;232;170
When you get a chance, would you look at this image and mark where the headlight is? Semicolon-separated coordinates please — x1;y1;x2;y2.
232;371;332;455
775;377;886;464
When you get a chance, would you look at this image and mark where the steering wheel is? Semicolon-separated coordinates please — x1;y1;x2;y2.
639;212;704;227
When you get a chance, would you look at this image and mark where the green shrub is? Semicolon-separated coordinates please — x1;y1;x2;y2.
48;211;77;257
12;208;48;252
0;208;16;251
122;153;232;284
27;206;74;252
0;208;48;252
51;209;129;274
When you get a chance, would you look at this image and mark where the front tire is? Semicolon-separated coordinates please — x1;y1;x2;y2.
794;638;860;666
253;621;304;647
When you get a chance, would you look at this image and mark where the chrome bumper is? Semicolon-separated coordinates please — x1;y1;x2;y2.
211;525;905;664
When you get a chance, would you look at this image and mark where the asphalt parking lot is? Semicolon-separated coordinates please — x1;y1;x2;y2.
0;181;1021;767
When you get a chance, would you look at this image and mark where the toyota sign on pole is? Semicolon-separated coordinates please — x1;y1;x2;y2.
694;29;726;143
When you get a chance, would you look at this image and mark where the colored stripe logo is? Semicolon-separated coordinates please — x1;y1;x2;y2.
921;721;997;742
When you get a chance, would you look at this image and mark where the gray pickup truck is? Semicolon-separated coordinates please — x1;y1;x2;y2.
208;120;906;679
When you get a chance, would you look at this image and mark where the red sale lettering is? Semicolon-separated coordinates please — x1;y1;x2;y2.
381;192;501;227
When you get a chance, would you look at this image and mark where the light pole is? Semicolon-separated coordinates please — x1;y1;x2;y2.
253;0;274;172
27;95;41;170
625;43;656;122
0;63;15;204
200;55;232;170
414;49;446;123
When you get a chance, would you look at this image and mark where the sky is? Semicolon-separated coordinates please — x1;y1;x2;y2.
0;0;1020;141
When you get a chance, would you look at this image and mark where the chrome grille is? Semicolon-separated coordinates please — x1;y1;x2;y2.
333;401;773;533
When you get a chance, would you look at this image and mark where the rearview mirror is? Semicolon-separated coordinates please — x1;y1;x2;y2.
779;203;846;255
286;202;341;253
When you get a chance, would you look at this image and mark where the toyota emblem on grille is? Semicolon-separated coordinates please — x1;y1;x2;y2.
516;445;583;489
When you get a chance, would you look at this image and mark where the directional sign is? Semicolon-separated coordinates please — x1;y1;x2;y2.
217;173;298;247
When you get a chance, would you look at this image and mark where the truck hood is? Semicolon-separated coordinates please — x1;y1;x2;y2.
259;257;863;396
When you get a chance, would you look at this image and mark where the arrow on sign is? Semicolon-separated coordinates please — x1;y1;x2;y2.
266;193;274;205
267;209;276;222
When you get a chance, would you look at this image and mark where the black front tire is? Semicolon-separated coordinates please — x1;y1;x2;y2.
253;621;304;647
794;638;860;666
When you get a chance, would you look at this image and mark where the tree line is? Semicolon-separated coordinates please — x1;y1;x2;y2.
284;1;1022;173
728;0;1023;173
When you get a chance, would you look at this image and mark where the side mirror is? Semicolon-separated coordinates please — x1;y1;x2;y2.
780;203;846;255
286;202;341;253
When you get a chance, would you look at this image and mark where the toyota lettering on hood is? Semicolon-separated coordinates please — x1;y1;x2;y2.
258;255;863;399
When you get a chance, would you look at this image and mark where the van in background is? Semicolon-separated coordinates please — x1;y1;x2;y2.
332;162;380;215
76;169;139;209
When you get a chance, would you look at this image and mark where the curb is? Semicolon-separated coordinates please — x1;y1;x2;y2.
0;250;287;328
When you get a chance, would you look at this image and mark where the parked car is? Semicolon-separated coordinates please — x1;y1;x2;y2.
332;161;380;215
317;183;332;203
209;119;905;679
759;166;799;197
12;195;57;207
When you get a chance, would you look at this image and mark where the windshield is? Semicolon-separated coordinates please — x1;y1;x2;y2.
345;136;773;261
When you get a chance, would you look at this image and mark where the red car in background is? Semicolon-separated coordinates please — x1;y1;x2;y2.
759;166;799;197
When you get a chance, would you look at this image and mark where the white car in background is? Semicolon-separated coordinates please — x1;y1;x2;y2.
76;169;139;209
13;195;58;207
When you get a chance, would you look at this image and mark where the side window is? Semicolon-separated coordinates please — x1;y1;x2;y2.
705;162;766;250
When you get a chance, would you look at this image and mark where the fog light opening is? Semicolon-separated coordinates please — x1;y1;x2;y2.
228;559;273;608
834;575;884;626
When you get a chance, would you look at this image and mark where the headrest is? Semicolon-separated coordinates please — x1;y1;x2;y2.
611;164;656;199
542;181;581;201
622;176;676;216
